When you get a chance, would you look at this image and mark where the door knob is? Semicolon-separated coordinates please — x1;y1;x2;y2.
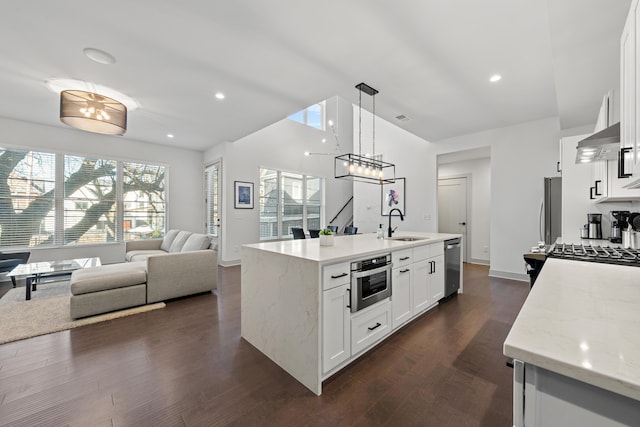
458;222;466;226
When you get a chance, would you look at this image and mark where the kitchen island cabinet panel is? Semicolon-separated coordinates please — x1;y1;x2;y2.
351;300;391;356
429;254;445;303
412;259;430;314
391;262;413;329
322;284;351;373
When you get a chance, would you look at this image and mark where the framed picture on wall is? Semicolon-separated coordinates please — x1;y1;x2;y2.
381;177;406;216
234;181;254;209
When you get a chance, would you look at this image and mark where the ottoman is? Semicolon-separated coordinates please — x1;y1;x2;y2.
70;263;147;319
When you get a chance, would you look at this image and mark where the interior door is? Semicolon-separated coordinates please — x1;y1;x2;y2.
437;177;468;262
205;161;221;258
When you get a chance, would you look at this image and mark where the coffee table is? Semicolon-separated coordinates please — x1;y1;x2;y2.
8;257;101;300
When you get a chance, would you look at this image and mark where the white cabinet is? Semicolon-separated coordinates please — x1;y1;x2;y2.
351;300;391;356
622;0;640;179
322;262;350;374
391;242;444;330
391;261;412;329
412;259;430;314
513;361;640;427
322;283;351;373
429;254;445;302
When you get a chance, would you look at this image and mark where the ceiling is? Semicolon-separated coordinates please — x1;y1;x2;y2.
0;0;631;151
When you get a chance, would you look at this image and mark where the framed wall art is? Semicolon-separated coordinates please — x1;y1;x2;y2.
381;177;405;216
234;181;254;209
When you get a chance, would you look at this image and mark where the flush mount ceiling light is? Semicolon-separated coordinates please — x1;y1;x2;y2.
60;90;127;135
334;82;395;185
489;74;502;83
45;78;139;111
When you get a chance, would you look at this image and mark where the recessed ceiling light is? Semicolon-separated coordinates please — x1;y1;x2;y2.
83;48;116;65
45;78;139;110
215;92;225;100
167;134;174;139
322;138;326;143
489;74;502;83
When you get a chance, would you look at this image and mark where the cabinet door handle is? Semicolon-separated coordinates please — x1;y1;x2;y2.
594;180;602;196
557;161;561;173
367;322;382;331
590;186;596;200
399;256;410;261
432;261;436;273
400;268;410;273
619;147;632;178
346;288;351;309
331;273;348;279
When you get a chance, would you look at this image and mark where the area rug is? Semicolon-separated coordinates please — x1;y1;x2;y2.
0;281;165;345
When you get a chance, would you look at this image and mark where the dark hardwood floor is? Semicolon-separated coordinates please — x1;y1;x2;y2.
0;263;529;427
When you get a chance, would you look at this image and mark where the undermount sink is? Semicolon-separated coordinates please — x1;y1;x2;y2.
387;236;430;242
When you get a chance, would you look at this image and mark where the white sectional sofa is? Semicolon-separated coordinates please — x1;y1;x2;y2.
70;230;218;319
124;230;218;303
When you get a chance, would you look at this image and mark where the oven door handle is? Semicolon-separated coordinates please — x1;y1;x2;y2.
351;264;392;279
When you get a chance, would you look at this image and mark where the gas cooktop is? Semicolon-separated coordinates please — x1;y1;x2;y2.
548;243;640;267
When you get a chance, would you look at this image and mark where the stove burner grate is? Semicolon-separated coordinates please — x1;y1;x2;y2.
549;243;640;266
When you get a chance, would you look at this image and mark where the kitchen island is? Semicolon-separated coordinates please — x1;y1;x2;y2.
504;258;640;426
241;232;462;395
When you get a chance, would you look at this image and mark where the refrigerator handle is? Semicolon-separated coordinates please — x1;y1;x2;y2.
539;200;544;242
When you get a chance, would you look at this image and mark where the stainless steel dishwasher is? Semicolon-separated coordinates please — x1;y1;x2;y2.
443;238;461;298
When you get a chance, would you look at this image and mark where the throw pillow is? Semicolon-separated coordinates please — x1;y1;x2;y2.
160;229;180;252
168;231;192;253
181;233;211;252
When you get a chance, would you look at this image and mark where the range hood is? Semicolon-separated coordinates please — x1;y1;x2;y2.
575;122;620;163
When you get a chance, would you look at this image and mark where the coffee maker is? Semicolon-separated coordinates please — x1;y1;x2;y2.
587;213;603;239
610;211;630;243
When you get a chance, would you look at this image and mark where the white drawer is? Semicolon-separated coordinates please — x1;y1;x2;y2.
430;242;444;257
412;244;430;262
392;248;413;268
323;262;350;290
351;300;391;355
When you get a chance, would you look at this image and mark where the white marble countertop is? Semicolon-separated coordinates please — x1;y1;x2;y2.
504;258;640;401
243;232;461;264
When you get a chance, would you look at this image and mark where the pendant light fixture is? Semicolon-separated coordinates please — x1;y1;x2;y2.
335;82;395;184
60;89;127;135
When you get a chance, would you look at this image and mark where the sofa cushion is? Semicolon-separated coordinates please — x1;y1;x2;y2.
160;229;180;252
168;230;192;253
126;250;168;262
71;263;147;295
181;233;211;252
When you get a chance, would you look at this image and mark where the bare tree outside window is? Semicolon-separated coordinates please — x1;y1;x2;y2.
0;148;166;247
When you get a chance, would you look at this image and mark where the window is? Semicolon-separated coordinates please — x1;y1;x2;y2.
205;163;220;237
287;101;325;130
259;168;323;240
122;161;166;241
0;147;166;248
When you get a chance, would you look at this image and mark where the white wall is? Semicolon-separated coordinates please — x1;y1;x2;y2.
438;157;491;264
434;117;561;280
352;107;438;235
204;97;354;265
0;117;205;263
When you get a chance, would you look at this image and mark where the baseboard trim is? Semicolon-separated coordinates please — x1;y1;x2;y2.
469;258;490;266
488;269;529;283
219;259;241;267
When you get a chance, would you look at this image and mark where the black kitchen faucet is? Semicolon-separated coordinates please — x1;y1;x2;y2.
388;208;404;237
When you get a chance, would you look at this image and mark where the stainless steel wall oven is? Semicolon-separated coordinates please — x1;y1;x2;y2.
350;254;392;312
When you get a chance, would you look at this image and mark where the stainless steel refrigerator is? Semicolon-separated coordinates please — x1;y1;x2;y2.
541;177;562;245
